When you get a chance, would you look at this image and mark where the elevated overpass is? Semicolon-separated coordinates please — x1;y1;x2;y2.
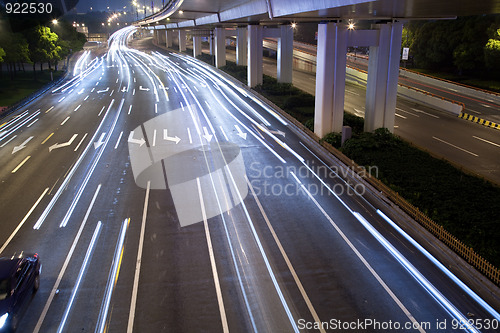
134;0;500;136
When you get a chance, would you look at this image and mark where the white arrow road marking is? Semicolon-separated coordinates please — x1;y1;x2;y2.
203;127;213;142
49;134;78;152
234;124;247;140
128;131;146;146
12;136;34;154
94;132;106;149
163;129;181;144
78;89;84;95
139;86;150;91
97;87;109;93
121;87;127;92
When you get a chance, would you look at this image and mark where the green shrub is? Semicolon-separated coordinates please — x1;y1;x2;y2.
321;132;342;148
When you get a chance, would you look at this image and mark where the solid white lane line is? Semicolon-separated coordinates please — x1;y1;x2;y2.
12;155;31;173
396;107;420;117
115;131;124;149
473;136;500;148
33;184;102;333
127;181;150;333
0;187;49;254
57;221;102;333
289;172;426;333
411;108;440;118
432;136;478;157
197;178;229;333
61;116;70;126
74;133;88;152
247;177;325;333
96;218;128;333
219;126;229;141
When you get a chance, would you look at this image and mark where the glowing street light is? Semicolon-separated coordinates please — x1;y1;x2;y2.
348;22;355;30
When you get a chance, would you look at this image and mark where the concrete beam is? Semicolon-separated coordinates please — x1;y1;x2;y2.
314;22;347;137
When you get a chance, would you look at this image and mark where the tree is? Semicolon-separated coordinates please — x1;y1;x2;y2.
0;32;30;79
484;29;500;71
25;25;60;77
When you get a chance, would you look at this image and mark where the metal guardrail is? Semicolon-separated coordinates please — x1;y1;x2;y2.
250;89;500;287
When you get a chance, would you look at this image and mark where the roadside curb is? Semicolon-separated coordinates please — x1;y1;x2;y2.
459;112;500;131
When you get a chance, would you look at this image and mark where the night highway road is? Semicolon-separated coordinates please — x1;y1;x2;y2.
217;46;500;185
1;28;500;332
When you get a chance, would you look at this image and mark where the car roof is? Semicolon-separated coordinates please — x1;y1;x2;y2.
0;257;22;281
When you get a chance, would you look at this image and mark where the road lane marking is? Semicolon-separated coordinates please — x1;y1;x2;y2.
58;221;102;333
481;104;492;108
155;103;158;114
289;172;426;333
396;107;419;117
152;129;157;146
395;113;407;119
247;177;325;333
197;178;229;333
99;105;106;116
346;89;360;96
41;133;54;145
96;218;128;333
127;181;150;333
61;116;70;126
468;109;482;114
128;105;132;115
187;127;192;144
74;133;88;151
34;99;116;230
34;184;102;333
58;96;66;103
11;155;31;173
0;187;49;254
84;95;89;101
219;126;229;141
473;135;500;148
411;108;440;118
0;135;16;148
432;136;478;157
45;106;54;113
115;131;123;149
74;104;81;112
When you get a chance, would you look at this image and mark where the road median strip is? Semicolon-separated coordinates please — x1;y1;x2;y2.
459;112;500;131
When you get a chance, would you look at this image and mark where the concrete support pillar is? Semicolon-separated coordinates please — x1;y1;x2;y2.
314;22;348;137
209;32;214;55
277;25;293;83
158;30;166;45
153;30;158;44
166;30;173;48
215;27;226;68
178;30;186;52
247;25;263;87
193;36;202;57
236;27;247;66
365;22;403;132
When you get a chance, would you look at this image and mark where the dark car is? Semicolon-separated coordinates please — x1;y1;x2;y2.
0;253;41;332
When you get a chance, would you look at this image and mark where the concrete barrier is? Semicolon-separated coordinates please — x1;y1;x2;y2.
397;85;463;115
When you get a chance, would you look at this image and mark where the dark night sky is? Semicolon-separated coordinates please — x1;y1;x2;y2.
76;0;165;13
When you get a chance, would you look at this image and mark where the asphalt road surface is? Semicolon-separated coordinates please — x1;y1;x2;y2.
1;28;499;332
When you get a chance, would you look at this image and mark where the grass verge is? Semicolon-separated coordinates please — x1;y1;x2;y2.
0;70;64;108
